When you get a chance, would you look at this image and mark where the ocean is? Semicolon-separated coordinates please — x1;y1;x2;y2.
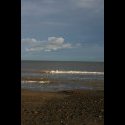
21;61;104;91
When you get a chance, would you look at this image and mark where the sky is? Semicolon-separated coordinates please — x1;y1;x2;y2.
21;0;104;61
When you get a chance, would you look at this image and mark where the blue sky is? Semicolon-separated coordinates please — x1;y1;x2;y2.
21;0;104;61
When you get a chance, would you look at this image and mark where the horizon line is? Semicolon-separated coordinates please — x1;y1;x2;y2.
21;59;104;62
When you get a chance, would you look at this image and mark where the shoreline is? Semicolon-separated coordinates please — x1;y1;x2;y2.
21;79;104;92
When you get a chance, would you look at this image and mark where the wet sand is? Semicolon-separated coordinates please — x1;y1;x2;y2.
21;89;104;125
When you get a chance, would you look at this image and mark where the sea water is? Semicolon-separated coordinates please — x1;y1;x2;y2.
21;61;104;91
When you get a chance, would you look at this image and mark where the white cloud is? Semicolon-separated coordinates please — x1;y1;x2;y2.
22;37;73;52
21;38;37;44
48;37;64;45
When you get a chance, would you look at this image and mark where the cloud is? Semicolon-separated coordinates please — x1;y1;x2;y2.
21;38;37;45
72;0;103;9
21;0;64;17
21;0;104;61
22;37;73;52
21;0;103;17
22;0;104;41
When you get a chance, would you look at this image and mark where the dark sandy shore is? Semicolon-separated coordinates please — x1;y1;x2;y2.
21;89;104;125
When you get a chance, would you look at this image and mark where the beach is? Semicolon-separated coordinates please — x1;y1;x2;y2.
21;61;104;125
21;89;104;125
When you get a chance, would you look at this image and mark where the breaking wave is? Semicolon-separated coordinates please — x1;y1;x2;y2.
42;70;104;75
21;80;50;84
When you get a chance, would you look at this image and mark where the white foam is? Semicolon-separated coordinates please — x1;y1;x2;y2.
21;80;50;84
38;81;50;83
22;80;36;83
46;70;104;75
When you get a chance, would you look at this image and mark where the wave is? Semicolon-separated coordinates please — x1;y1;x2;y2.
21;80;50;84
42;70;104;75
